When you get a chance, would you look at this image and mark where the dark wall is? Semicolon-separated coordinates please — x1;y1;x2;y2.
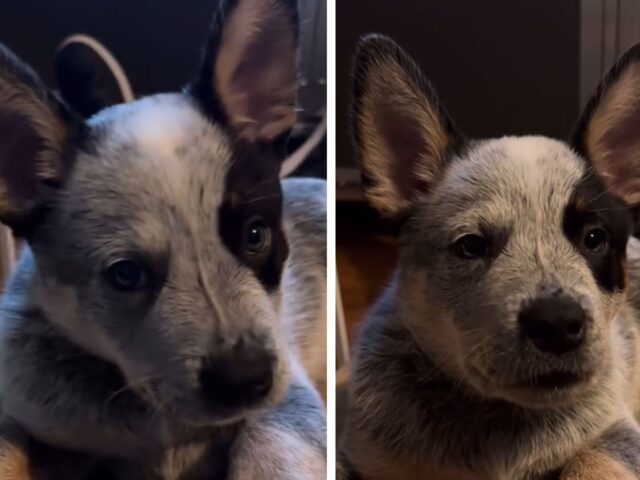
0;0;217;95
0;0;326;122
337;0;581;167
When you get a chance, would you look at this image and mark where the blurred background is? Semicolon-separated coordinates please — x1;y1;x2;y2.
0;0;327;286
0;1;326;129
336;0;640;366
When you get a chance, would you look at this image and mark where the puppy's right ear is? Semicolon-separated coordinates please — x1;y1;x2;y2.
351;35;463;217
0;44;78;231
572;44;640;206
191;0;299;144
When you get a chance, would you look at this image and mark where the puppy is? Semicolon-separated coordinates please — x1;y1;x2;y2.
0;0;326;478
340;35;640;480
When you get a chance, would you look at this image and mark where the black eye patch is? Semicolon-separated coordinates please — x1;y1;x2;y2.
562;173;632;293
218;142;288;291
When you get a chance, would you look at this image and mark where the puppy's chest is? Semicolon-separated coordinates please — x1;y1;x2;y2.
152;442;226;480
347;435;489;480
93;440;232;480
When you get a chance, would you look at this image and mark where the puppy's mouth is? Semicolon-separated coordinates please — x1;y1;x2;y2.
145;386;275;429
147;365;289;428
513;370;587;390
502;369;596;408
468;364;596;408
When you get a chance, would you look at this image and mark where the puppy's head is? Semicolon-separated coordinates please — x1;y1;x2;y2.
0;0;298;425
351;36;640;409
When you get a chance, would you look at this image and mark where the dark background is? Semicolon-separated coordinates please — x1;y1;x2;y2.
336;0;581;167
0;1;214;96
0;0;326;124
0;0;327;179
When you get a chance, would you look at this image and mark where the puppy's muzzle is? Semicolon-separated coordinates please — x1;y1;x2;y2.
199;339;275;409
518;295;588;356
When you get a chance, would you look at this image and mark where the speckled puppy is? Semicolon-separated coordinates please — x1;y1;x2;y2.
340;35;640;480
0;0;326;478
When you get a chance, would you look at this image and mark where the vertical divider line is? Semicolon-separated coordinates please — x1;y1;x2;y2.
326;0;338;476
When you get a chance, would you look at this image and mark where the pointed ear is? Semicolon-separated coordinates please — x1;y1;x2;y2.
350;35;464;217
573;43;640;206
192;0;298;143
0;44;78;230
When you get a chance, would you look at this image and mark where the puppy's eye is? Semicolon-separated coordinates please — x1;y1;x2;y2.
582;227;609;253
243;215;272;256
106;260;148;292
454;234;488;259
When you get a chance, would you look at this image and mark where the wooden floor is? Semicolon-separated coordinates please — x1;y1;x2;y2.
337;230;397;346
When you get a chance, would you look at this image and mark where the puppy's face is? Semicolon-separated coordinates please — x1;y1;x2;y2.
0;0;298;425
401;137;630;408
351;37;640;409
36;95;291;424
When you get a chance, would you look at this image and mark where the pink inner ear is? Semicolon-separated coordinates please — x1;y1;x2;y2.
214;1;296;142
377;103;432;200
230;30;295;136
0;110;44;212
595;100;640;204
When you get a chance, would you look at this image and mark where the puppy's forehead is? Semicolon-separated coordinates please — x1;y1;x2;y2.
88;94;219;158
55;94;237;255
79;94;232;205
435;136;586;224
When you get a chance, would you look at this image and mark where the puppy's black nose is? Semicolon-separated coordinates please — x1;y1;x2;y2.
199;345;274;409
518;296;587;356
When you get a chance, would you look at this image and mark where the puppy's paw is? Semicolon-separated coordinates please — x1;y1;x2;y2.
560;450;637;480
559;417;640;480
229;427;326;480
0;438;34;480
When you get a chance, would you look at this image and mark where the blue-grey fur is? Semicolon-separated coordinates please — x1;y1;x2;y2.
282;178;327;395
341;34;640;480
0;172;326;479
0;0;326;477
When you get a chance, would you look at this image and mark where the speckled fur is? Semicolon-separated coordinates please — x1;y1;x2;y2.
282;179;327;397
342;36;640;480
0;0;326;478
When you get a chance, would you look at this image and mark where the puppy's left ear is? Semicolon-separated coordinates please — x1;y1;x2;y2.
573;44;640;205
0;44;79;231
192;0;298;143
